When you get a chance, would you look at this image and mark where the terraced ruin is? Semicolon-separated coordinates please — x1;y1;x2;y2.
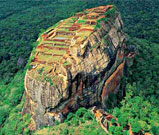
28;5;115;86
23;5;127;130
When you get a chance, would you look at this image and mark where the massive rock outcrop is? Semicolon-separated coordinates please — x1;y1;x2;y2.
23;5;127;130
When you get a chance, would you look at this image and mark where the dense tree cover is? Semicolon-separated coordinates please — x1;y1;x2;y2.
0;72;31;135
35;108;107;135
115;38;159;134
0;0;159;134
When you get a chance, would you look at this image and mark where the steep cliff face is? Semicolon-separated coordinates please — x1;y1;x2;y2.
22;5;127;130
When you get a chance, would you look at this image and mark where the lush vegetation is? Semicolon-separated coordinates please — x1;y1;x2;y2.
0;0;159;134
35;108;107;135
114;38;159;134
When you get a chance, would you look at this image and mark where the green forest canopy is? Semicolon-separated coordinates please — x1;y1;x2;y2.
0;0;159;134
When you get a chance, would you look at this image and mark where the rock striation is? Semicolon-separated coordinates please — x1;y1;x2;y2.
22;5;127;130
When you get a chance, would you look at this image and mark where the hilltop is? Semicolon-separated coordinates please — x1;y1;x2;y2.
22;5;128;131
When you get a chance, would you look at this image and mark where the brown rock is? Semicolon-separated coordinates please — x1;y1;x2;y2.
23;5;127;129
